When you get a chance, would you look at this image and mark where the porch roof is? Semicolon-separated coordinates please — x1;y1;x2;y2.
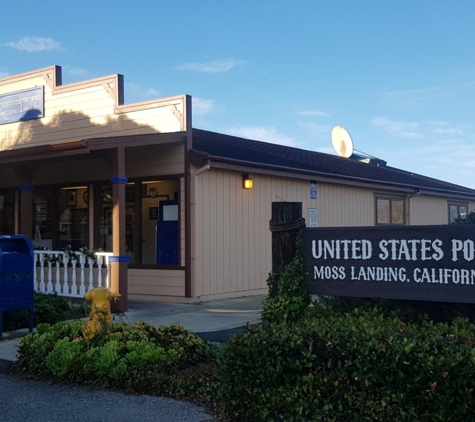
0;131;187;165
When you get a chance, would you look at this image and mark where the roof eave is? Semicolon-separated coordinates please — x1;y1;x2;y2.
190;150;475;200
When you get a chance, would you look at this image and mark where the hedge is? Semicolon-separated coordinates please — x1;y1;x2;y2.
216;303;475;421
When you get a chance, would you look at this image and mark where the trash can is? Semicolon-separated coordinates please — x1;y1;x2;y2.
0;235;34;340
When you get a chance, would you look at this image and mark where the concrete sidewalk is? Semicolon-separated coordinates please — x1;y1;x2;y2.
0;295;265;362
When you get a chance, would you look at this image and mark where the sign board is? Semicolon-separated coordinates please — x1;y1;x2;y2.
310;181;317;200
308;208;319;227
162;204;178;221
302;225;475;303
149;207;159;220
0;86;44;125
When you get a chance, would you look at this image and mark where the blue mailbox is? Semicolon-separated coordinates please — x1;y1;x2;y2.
0;235;34;340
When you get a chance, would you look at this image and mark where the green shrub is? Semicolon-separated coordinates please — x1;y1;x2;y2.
262;231;311;324
82;340;128;387
216;303;475;421
318;296;475;325
32;292;68;324
16;320;84;378
109;322;214;364
453;210;475;224
2;292;89;332
46;338;85;379
17;298;475;421
16;320;215;396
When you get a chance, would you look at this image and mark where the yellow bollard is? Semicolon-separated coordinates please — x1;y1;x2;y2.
82;287;121;341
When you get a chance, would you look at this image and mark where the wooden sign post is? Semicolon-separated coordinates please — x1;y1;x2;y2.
269;202;306;295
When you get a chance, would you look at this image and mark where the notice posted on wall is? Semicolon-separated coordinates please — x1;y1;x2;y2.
149;207;158;220
308;208;319;227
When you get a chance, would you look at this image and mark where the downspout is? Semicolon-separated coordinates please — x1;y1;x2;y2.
195;163;211;177
190;161;211;299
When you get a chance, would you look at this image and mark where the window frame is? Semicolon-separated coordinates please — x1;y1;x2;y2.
127;177;182;269
448;201;468;224
375;195;406;226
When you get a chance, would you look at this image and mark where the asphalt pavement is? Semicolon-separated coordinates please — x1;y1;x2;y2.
0;369;215;422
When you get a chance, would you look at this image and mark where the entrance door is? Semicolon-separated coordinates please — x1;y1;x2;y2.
156;200;178;265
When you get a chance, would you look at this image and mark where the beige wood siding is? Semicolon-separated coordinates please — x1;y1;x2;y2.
0;66;187;151
410;196;475;225
192;169;471;298
409;195;449;225
193;170;370;297
128;269;185;298
314;183;374;227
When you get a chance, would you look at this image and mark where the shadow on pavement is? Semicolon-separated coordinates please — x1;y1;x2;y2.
195;326;248;343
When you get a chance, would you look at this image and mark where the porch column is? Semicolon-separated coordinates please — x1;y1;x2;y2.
18;185;34;238
110;146;129;312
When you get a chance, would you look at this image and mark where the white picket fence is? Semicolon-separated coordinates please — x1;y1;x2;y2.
34;251;114;298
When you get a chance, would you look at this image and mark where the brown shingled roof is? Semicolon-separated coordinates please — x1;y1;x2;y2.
191;128;475;198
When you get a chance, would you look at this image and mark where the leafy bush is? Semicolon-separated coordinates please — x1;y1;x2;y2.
318;296;475;325
3;293;64;331
216;302;475;421
2;293;90;332
262;231;311;324
16;295;475;421
16;320;215;395
33;292;68;324
453;210;475;224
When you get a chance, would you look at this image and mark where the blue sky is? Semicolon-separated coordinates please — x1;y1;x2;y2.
2;1;475;188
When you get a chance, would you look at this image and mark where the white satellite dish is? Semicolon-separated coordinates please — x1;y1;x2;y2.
331;126;354;158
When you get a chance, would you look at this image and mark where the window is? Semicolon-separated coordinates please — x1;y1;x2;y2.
0;192;15;235
376;196;405;225
59;186;89;250
32;188;54;249
111;179;180;266
29;179;180;267
449;202;468;224
140;180;180;265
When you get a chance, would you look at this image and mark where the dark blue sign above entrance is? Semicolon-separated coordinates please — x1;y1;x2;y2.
0;86;44;125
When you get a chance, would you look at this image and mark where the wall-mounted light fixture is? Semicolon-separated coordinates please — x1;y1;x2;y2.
243;174;253;189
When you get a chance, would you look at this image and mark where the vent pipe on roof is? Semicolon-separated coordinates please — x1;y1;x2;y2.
352;153;387;167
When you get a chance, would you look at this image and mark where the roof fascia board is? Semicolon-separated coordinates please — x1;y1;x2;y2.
0;65;61;87
207;159;414;193
0;65;124;108
0;141;89;164
116;94;188;114
51;71;124;107
83;132;187;150
115;95;189;132
202;157;475;200
0;132;187;163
